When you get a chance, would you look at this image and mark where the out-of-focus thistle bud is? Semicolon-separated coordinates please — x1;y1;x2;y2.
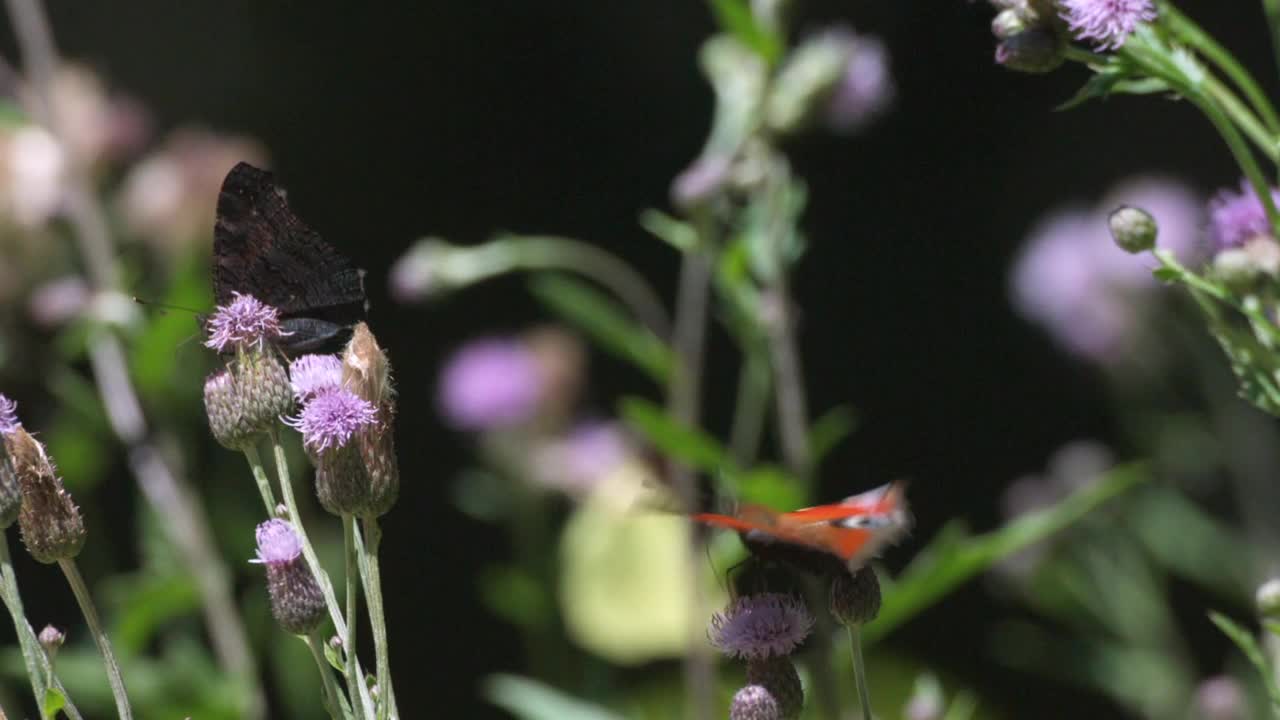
38;625;65;657
1211;236;1280;291
830;566;882;626
253;519;325;634
731;684;784;720
992;0;1066;73
745;657;804;719
8;427;85;563
0;394;24;528
1108;205;1158;254
1257;578;1280;618
342;323;399;517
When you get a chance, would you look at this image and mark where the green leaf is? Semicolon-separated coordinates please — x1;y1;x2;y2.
639;210;698;253
1266;620;1280;638
730;465;805;510
1208;611;1280;709
484;674;624;720
619;396;729;473
478;565;551;630
1151;267;1181;282
529;275;673;384
323;641;344;672
42;686;66;718
707;0;782;65
809;405;858;468
866;463;1149;644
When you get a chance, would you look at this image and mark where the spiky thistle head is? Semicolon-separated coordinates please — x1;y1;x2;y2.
252;519;325;634
709;593;815;661
203;292;285;354
289;353;344;404
1058;0;1156;51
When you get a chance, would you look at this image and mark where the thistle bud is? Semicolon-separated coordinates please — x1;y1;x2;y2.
7;427;85;563
1212;237;1280;291
1108;205;1157;254
830;565;881;626
342;324;399;517
745;657;804;719
38;625;65;657
731;683;784;720
1257;578;1280;618
287;388;377;516
253;519;325;634
204;351;293;450
0;395;22;529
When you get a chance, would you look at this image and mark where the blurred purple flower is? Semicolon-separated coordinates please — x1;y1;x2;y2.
1195;676;1245;720
289;354;343;404
824;31;894;133
287;388;377;453
0;394;19;436
251;519;303;566
1059;0;1155;51
709;593;814;661
438;337;543;431
1208;179;1280;251
28;276;89;329
1010;177;1200;361
203;293;284;353
533;421;632;495
671;154;732;209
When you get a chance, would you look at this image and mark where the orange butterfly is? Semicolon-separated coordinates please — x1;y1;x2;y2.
691;482;911;576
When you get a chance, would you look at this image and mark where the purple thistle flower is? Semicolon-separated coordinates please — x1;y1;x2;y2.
203;292;285;353
825;31;894;134
438;337;544;431
286;388;377;453
533;421;632;495
1058;0;1156;51
709;593;815;661
0;394;19;436
1208;179;1280;251
289;354;343;404
252;518;303;566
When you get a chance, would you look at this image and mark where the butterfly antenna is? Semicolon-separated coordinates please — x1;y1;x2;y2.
132;296;205;316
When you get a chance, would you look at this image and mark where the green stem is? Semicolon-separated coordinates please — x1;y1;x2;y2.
848;625;873;720
267;430;377;720
1203;74;1280;165
58;560;132;720
243;445;279;512
360;519;397;720
1262;0;1280;83
1161;3;1280;134
342;515;361;720
0;533;75;719
728;348;770;468
307;631;350;720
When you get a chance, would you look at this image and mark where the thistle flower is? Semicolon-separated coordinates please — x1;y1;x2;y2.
342;323;399;517
532;421;632;496
438;337;544;431
252;519;325;634
824;31;894;134
289;353;343;404
203;292;285;353
830;566;882;626
1058;0;1155;51
709;593;814;661
1208;179;1280;251
7;426;85;563
288;387;377;515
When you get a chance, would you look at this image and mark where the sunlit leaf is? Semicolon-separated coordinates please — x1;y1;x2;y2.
485;674;623;720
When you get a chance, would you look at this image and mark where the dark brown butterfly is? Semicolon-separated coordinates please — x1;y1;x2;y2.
211;162;368;355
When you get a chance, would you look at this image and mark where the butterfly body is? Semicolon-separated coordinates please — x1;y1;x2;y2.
211;162;368;356
693;482;910;576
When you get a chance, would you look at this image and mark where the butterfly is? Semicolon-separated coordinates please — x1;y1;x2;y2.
211;162;368;356
691;482;911;577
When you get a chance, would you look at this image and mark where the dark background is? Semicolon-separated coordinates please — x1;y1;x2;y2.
1;1;1267;717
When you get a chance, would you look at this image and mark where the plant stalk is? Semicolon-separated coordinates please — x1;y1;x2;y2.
58;560;132;720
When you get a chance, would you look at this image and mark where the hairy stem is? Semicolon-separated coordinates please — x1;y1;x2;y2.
243;445;280;512
307;631;351;720
360;519;397;720
849;625;874;720
342;515;361;720
58;560;132;720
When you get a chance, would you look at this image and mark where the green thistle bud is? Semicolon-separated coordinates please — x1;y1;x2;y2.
204;351;293;450
830;565;881;626
0;446;21;530
8;427;85;563
1212;237;1280;291
1257;578;1280;618
1108;205;1158;254
745;657;804;720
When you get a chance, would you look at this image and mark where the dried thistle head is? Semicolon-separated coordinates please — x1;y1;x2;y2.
7;426;84;563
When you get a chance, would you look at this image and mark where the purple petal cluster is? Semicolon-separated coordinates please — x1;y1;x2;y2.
438;337;544;431
533;421;631;495
1010;177;1201;362
0;394;19;436
287;388;377;453
289;354;343;403
1208;179;1280;251
824;31;894;134
204;292;285;353
252;518;303;566
709;593;815;661
1058;0;1156;51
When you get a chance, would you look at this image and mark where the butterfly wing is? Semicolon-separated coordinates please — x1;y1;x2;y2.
212;162;367;354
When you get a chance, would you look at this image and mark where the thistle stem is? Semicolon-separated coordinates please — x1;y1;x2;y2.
848;625;874;720
0;533;76;719
360;518;397;719
243;445;280;511
342;514;361;720
267;430;377;720
307;631;350;720
58;559;132;720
